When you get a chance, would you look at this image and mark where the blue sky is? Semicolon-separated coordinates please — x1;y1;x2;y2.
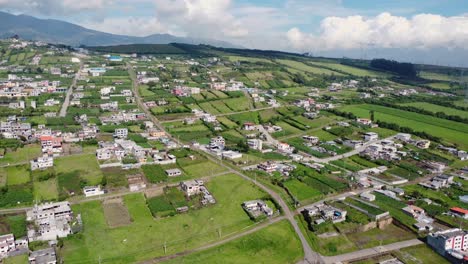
1;0;468;65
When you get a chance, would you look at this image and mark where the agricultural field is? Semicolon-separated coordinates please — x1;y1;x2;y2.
162;220;303;264
340;104;468;148
60;173;271;263
399;102;468;119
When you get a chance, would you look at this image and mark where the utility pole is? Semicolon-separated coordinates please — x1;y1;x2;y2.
217;228;221;238
163;241;167;254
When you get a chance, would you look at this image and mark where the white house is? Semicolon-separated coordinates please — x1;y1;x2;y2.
166;168;182;177
364;132;379;141
30;156;54;171
114;128;128;139
83;186;105;197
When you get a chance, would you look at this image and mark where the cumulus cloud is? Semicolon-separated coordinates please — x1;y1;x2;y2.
153;0;249;38
82;17;168;37
287;13;468;52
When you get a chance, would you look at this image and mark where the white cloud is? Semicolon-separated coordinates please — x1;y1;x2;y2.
287;13;468;52
153;0;249;38
81;17;168;37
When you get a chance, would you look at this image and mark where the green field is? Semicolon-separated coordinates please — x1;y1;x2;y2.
0;145;41;166
55;154;103;185
276;59;343;76
340;104;468;148
34;178;59;201
399;102;468;119
61;173;270;263
308;61;384;77
163;220;303;264
393;244;449;264
6;166;30;185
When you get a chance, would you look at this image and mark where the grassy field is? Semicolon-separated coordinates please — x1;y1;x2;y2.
340;104;468;148
180;160;228;178
55;154;103;185
60;173;270;263
399;102;468;119
393;244;449;264
162;220;303;264
0;145;41;166
227;56;273;64
33;178;59;201
308;61;384;77
283;179;323;203
3;254;28;264
276;59;343;76
6;166;30;185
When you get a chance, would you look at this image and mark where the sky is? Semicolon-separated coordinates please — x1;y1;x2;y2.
1;0;468;66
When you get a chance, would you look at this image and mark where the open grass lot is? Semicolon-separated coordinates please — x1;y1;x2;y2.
60;173;270;263
399;102;468;119
162;220;303;264
3;254;28;264
393;244;449;264
419;71;466;82
340;104;468;148
103;198;132;228
55;154;103;185
180;160;228;178
33;178;58;201
346;224;415;249
0;214;27;238
0;168;6;187
6;166;30;186
283;179;323;203
0;145;41;166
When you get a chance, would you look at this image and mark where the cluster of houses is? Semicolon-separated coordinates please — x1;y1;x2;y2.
99;111;146;125
328;80;359;92
242;200;274;219
294;98;334;112
96;139;147;163
419;174;454;190
0;200;81;263
394;133;431;149
180;180;216;205
401;205;435;232
209;79;244;92
303;203;347;225
171;86;200;97
438;145;468;161
1;77;67;98
360;138;406;161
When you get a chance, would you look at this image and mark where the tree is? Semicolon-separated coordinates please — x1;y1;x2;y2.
369;110;375;122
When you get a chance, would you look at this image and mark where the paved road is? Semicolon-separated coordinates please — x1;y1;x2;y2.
59;63;82;117
322;239;423;263
141;216;286;264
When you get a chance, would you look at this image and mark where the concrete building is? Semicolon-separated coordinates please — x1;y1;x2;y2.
114;128;128;139
30;156;54;171
165;168;182;177
83;186;105;197
29;247;57;264
427;228;468;261
26;202;75;241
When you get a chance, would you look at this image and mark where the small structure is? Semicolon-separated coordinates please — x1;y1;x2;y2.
242;200;273;219
83;186;105;197
128;175;147;192
222;150;243;160
165;168;182;177
363;132;379;141
449;207;468;219
30;156;53;171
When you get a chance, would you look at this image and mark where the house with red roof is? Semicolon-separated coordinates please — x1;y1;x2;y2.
450;207;468;219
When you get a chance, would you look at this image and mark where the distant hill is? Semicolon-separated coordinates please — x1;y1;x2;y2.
0;11;241;48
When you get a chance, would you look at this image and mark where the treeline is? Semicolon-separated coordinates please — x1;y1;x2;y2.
326;109;442;143
370;59;417;77
376;121;441;143
363;99;468;124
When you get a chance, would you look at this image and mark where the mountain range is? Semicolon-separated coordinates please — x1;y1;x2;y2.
0;11;240;48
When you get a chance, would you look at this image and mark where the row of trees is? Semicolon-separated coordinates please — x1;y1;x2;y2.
370;58;417;77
